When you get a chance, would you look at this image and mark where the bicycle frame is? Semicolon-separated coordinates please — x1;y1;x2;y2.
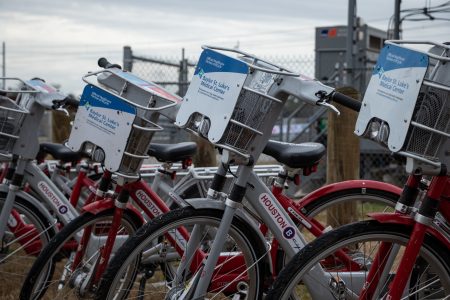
43;160;99;208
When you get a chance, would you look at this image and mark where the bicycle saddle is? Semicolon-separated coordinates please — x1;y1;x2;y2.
37;143;85;163
263;140;325;169
147;142;197;163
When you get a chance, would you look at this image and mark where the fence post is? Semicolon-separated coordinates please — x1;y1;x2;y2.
178;48;189;97
326;86;360;226
123;46;133;71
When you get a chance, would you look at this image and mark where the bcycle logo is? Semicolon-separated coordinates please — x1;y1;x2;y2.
283;226;296;239
135;190;163;217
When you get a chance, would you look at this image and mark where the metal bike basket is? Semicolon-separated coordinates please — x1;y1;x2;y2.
0;78;39;159
0;96;29;158
176;46;298;160
68;69;180;178
355;41;450;171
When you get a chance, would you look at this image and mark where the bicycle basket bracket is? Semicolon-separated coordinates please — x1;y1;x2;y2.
356;41;450;169
176;46;292;159
68;84;137;172
176;48;249;143
355;43;429;151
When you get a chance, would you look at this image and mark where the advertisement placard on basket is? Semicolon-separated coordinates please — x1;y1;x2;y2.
68;84;136;171
176;48;249;142
355;44;429;151
114;71;181;103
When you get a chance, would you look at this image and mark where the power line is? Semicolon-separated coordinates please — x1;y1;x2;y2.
402;21;450;30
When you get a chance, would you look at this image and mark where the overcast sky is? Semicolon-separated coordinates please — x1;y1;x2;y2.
1;0;449;94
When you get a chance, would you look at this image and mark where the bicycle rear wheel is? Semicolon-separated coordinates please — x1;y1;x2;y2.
301;187;398;234
0;194;55;299
20;208;142;300
96;207;268;300
267;220;450;299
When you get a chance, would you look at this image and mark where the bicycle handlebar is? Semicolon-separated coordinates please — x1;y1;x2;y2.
63;96;80;108
329;91;361;112
98;57;122;69
51;96;79;110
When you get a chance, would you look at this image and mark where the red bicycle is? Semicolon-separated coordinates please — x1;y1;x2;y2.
266;40;450;299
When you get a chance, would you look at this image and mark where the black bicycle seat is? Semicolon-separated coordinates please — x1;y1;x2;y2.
37;143;85;162
147;142;197;163
263;140;326;168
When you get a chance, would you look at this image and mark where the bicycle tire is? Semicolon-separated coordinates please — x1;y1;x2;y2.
20;208;143;300
0;193;56;299
96;207;268;300
267;220;450;299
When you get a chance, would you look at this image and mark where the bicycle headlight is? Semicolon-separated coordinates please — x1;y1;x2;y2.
368;119;389;145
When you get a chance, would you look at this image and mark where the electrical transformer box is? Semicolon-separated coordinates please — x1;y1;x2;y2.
315;24;387;93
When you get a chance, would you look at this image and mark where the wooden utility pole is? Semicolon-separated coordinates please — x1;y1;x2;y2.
325;0;361;227
326;87;360;227
191;135;217;167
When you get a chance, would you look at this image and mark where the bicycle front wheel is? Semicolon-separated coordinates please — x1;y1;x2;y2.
20;208;143;300
97;207;268;300
267;220;450;299
0;194;55;299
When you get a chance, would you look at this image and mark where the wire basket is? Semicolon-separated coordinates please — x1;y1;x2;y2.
216;88;280;154
404;85;449;164
177;46;298;160
118;116;160;176
356;41;450;171
68;68;179;178
0;96;29;159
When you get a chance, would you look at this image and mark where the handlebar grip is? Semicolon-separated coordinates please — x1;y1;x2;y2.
98;57;110;68
331;92;361;112
64;97;80;108
97;57;122;69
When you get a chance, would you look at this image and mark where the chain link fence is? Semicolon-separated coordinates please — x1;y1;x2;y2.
124;46;407;191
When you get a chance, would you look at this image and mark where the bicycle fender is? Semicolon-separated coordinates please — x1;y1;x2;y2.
82;198;145;224
185;198;272;271
0;184;56;231
300;180;402;207
369;212;450;249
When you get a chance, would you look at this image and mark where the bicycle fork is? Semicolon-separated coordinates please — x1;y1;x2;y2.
385;175;447;300
360;175;446;300
0;158;27;244
69;174;124;296
180;165;250;299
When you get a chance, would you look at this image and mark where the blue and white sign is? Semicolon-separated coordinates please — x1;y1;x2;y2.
355;44;429;151
68;85;136;171
176;49;249;142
